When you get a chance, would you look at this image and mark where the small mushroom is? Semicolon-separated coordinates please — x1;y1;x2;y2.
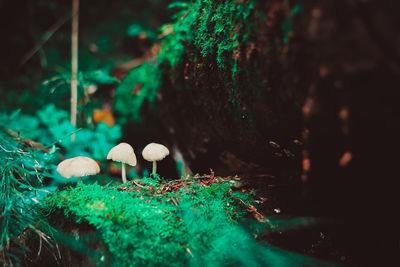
107;143;137;183
57;156;100;184
142;143;169;175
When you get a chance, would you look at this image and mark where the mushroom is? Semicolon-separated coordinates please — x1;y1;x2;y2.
142;143;169;175
57;156;100;184
107;143;137;183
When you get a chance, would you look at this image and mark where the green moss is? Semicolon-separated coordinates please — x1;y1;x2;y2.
46;177;327;266
46;178;257;265
115;0;256;123
192;0;254;69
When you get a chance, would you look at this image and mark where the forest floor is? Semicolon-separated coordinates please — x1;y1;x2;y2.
246;176;349;265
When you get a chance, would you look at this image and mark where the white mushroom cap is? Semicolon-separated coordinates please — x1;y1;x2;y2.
142;143;169;162
107;142;137;166
57;156;100;178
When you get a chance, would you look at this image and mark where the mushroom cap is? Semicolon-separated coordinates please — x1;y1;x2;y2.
107;142;137;166
57;156;100;178
142;143;170;162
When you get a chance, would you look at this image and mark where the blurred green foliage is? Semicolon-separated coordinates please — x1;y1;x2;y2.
114;1;193;122
0;104;121;161
127;23;158;40
0;0;172;114
114;62;161;122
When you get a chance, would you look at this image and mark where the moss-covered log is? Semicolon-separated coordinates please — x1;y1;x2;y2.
159;0;308;175
115;1;399;263
117;0;309;175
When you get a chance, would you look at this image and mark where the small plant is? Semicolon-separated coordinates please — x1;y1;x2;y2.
0;130;58;266
0;104;122;161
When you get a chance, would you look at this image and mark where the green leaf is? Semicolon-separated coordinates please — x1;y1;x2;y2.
83;70;119;85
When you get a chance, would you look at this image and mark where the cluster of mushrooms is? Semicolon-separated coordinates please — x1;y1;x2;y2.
56;142;169;184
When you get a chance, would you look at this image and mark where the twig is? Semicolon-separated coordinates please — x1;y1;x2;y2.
6;129;48;152
179;8;192;26
71;0;79;142
19;12;72;67
170;197;179;206
186;247;194;257
231;195;272;225
39;128;82;151
133;180;145;188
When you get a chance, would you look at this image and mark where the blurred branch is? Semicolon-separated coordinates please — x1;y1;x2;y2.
5;129;49;152
19;12;72;67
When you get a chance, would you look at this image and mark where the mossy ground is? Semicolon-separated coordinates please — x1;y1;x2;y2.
45;176;252;266
45;175;324;266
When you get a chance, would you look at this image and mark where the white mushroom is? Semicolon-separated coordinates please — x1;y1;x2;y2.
142;143;169;175
57;156;100;183
107;143;137;183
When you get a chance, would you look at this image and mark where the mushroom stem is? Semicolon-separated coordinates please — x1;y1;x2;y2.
121;163;127;183
152;161;157;175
